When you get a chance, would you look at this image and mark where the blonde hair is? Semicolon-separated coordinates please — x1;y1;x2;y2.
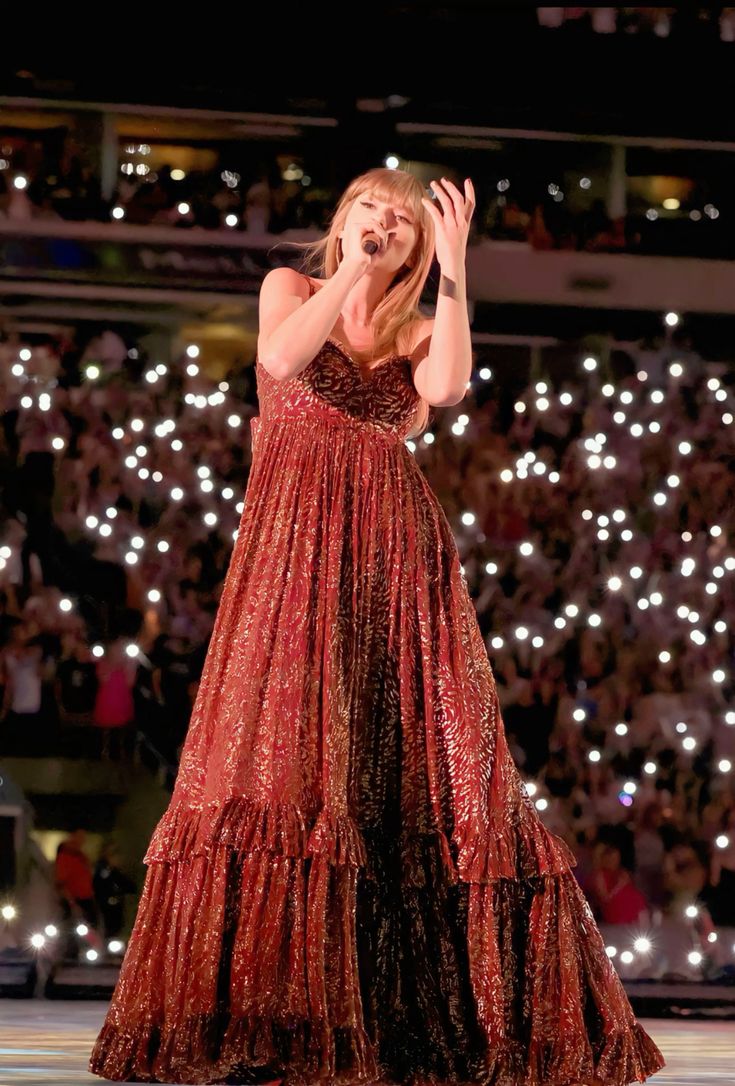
275;167;436;440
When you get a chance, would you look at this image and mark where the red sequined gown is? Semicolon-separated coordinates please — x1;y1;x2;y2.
89;275;665;1085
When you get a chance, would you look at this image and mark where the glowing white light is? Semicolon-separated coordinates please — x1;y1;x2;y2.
682;737;697;751
643;762;657;775
147;589;161;603
620;951;634;964
126;644;140;658
108;939;124;953
685;906;698;919
607;577;622;591
633;938;651;954
688;951;703;966
615;723;628;736
718;759;732;773
30;933;45;948
535;798;548;811
716;835;730;849
664;311;680;327
588;750;601;763
131;536;144;549
177;202;190;215
605;946;617;958
59;598;73;613
187;363;200;377
76;923;89;936
157;541;170;553
44;924;58;937
2;904;17;920
524;782;538;797
623;781;637;795
461;512;476;526
514;627;529;640
86;949;99;961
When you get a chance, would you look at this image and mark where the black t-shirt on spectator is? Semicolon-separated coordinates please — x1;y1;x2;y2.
57;657;98;713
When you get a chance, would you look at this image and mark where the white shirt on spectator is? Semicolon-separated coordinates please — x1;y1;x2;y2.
4;651;43;713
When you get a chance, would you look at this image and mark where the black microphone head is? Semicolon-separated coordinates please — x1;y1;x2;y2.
362;238;379;255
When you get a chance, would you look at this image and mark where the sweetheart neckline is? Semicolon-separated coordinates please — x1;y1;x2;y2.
303;277;409;378
324;337;409;379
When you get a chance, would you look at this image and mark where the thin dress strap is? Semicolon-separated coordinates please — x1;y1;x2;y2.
304;274;316;297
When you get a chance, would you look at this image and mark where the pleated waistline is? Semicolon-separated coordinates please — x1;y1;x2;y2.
250;411;409;449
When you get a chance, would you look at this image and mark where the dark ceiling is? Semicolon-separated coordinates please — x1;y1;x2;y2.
2;7;734;142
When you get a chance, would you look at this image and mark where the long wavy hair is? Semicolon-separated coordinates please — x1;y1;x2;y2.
278;167;436;440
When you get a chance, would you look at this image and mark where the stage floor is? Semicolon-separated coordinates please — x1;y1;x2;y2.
0;1001;732;1085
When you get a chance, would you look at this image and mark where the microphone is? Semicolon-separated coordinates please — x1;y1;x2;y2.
362;232;383;255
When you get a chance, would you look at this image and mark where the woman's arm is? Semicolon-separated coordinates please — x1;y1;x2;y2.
258;262;364;381
418;178;476;406
416;268;473;406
